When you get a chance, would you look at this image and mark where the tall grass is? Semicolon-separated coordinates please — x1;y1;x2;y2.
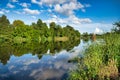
68;33;120;80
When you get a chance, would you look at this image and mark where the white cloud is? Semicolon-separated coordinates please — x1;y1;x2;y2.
44;15;92;25
31;0;40;5
0;11;4;14
12;0;18;2
85;4;91;7
31;16;36;19
94;27;103;34
14;11;21;14
31;0;66;6
9;65;15;70
5;10;10;13
48;9;52;12
0;9;10;14
1;9;10;13
54;1;84;16
23;8;40;15
73;23;112;33
7;3;15;8
20;3;31;8
31;0;89;16
81;8;86;12
41;0;66;5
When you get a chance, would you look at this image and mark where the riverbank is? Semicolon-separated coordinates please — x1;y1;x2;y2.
68;33;120;80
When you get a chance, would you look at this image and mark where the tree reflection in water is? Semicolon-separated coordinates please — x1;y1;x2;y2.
0;39;80;65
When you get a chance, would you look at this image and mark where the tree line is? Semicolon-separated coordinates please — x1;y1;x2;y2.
0;15;80;43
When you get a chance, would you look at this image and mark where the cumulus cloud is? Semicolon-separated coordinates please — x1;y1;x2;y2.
31;16;36;19
12;0;18;2
20;3;31;8
2;9;10;13
23;8;40;15
23;58;40;65
31;0;89;16
0;9;10;14
40;0;66;5
54;1;84;16
7;3;15;8
31;0;66;6
85;4;91;7
14;11;21;14
47;9;52;12
44;15;92;25
81;8;86;12
94;27;103;34
0;11;4;14
72;23;112;33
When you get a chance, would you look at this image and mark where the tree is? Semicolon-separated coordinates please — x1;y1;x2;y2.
113;21;120;33
82;32;89;42
13;20;25;27
55;25;62;36
37;19;42;26
0;15;10;28
75;30;80;37
0;15;10;34
82;32;88;37
50;22;56;38
36;19;43;30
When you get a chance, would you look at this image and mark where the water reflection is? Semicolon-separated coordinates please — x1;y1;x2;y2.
0;39;80;65
0;39;82;80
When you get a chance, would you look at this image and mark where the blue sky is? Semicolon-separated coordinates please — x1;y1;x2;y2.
0;0;120;33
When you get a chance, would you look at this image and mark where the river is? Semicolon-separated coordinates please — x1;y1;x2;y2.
0;39;93;80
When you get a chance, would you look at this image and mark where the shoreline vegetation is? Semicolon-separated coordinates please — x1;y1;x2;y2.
0;15;80;44
68;21;120;79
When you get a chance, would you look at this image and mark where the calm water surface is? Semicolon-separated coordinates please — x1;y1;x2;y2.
0;40;91;80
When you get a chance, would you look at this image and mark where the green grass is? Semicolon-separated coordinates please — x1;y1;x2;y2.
68;33;120;80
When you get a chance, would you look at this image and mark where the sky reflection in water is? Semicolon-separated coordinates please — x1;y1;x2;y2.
0;40;90;80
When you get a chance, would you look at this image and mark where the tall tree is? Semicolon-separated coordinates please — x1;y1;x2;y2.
13;20;25;27
36;19;43;30
113;21;120;33
50;22;56;38
0;15;10;28
0;15;10;34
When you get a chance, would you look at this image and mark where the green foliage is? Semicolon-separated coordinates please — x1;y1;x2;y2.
0;15;10;34
13;20;25;27
68;33;120;80
82;32;90;42
112;21;120;33
0;15;80;44
0;15;10;28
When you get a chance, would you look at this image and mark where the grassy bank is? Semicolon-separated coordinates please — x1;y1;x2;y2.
68;33;120;80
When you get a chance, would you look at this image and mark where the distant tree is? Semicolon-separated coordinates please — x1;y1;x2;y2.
50;22;56;29
112;21;120;33
50;22;56;38
36;19;43;30
0;15;10;28
55;25;62;36
0;15;10;34
82;32;88;37
13;20;25;27
65;25;74;37
75;30;80;37
37;19;42;26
